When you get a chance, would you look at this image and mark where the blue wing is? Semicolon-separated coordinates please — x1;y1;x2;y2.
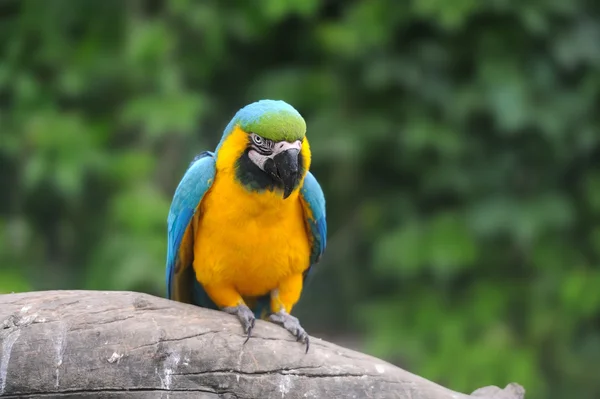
166;151;216;302
300;171;327;281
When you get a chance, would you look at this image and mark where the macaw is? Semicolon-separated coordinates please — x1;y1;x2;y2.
165;99;326;351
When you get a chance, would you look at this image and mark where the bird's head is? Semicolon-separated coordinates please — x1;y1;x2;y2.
216;99;310;199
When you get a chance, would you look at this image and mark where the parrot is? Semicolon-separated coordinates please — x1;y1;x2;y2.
165;99;326;351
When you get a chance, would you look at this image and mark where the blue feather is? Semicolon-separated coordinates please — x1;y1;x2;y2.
300;171;327;281
235;100;301;126
166;151;216;300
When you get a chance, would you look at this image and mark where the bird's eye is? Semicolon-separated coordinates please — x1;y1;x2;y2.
252;134;263;146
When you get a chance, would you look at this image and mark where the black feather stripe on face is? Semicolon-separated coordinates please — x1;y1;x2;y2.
249;133;274;155
250;144;273;156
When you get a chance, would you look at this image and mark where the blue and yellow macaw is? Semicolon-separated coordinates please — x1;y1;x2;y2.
165;99;326;351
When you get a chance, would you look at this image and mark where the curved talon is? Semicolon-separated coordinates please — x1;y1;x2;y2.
243;317;256;344
223;305;256;343
296;330;309;353
303;336;310;353
268;311;310;353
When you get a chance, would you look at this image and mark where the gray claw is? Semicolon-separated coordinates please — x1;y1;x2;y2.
268;311;310;353
223;305;256;342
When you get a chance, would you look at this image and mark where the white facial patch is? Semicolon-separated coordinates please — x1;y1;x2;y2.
248;149;268;169
249;140;302;171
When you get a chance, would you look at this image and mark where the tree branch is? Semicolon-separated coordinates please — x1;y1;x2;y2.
0;291;524;399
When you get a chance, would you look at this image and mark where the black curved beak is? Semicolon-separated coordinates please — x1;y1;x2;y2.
264;149;300;199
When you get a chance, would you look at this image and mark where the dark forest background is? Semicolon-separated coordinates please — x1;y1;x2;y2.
1;1;600;398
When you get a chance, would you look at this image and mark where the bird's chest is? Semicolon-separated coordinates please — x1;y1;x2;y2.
193;176;311;296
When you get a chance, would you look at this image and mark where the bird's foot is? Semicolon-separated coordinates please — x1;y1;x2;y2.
268;311;310;353
223;305;256;344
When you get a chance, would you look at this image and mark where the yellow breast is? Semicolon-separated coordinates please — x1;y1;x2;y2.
192;126;312;297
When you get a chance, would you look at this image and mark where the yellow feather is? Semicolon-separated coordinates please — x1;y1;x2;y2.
192;125;312;306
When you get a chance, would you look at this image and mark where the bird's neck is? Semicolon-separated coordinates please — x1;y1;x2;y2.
207;166;303;219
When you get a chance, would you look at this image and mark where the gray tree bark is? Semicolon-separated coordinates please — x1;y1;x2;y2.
0;291;525;399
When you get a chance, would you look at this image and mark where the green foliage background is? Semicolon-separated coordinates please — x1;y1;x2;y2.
1;1;600;398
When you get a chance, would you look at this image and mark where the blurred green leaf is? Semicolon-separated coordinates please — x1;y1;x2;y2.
122;92;207;138
0;270;31;294
427;212;477;274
